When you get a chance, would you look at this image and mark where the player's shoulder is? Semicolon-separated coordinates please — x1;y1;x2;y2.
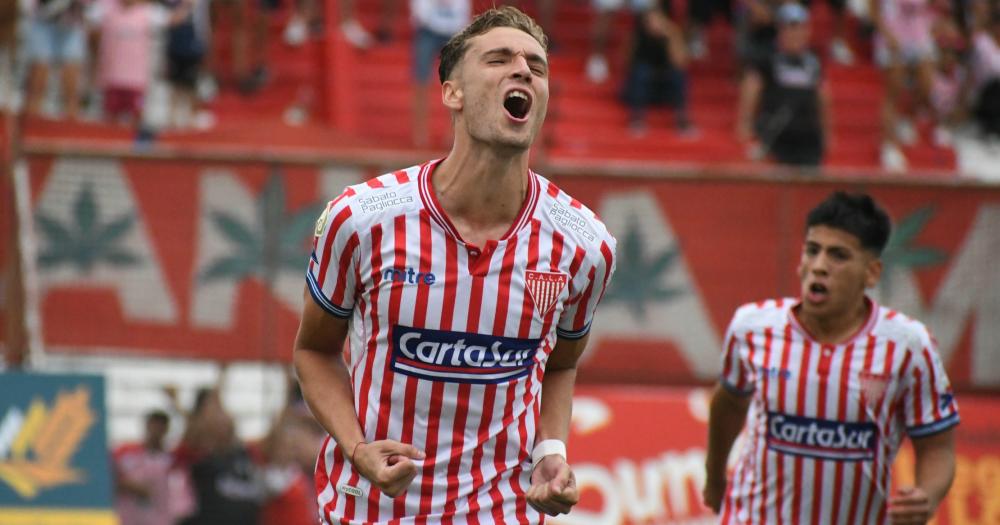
534;172;615;253
328;165;423;226
729;298;795;332
872;304;936;349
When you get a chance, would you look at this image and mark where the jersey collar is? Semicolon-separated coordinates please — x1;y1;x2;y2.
788;296;880;346
417;158;540;245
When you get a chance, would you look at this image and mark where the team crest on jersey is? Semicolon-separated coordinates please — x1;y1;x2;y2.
859;371;890;409
525;271;568;315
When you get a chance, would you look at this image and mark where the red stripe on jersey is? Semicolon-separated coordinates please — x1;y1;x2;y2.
886;310;898;320
569;198;582;209
846;336;876;525
394;170;410;184
397;211;433;520
546;180;560;198
317;206;353;288
923;348;942;420
391;215;417;521
792;339;812;524
331;233;360;306
436;233;463;525
810;343;832;525
722;335;738;389
774;323;792;525
597;242;613;304
573;266;598;330
322;442;347;520
830;343;856;525
864;341;898;525
912;360;925;428
757;328;774;525
369;215;409;522
367;177;384;188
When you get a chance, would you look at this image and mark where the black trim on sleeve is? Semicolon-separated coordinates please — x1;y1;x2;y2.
720;377;755;397
306;270;353;319
907;412;960;439
556;322;592;340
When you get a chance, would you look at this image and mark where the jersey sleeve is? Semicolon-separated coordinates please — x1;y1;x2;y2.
901;335;960;438
557;236;616;340
719;309;755;396
306;190;360;319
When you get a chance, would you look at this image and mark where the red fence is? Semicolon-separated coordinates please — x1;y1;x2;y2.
2;154;1000;390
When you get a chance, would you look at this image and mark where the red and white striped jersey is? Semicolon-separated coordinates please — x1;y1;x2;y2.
719;297;960;525
306;159;616;524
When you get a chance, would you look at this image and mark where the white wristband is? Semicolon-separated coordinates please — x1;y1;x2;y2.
531;439;567;469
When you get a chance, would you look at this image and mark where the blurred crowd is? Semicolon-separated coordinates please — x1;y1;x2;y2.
2;0;1000;171
112;378;325;525
592;0;1000;171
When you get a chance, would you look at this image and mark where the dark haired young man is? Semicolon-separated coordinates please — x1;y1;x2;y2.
295;6;616;524
703;191;958;524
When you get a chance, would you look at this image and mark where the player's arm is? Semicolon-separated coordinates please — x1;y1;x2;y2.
703;383;752;513
526;333;589;516
889;429;956;525
293;289;424;497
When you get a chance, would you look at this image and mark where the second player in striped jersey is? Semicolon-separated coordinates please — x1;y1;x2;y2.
703;192;958;525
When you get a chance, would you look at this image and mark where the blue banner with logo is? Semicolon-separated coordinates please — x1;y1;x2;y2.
0;371;117;525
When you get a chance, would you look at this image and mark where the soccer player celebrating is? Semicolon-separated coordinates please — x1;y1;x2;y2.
703;191;958;525
294;7;616;524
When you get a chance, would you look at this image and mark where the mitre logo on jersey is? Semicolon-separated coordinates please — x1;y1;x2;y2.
525;271;568;315
391;325;540;384
766;412;878;461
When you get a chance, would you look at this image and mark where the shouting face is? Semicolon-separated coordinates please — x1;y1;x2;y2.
797;225;881;323
443;26;549;152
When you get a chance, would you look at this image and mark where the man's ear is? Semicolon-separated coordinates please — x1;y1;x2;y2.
865;256;882;289
442;79;463;111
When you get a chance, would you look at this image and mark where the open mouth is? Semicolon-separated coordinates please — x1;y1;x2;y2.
503;90;531;120
806;282;829;303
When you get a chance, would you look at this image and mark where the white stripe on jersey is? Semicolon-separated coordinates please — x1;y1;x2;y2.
308;160;616;524
719;298;959;525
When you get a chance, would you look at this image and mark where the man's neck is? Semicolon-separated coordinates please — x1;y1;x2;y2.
432;141;530;244
796;298;871;345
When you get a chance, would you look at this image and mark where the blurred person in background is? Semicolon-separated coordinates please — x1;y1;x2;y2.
736;3;832;167
621;0;695;136
871;0;939;173
971;5;1000;138
703;191;959;524
164;0;211;129
802;0;858;64
254;383;326;525
114;410;183;525
175;387;264;525
928;25;970;146
684;0;733;61
89;0;175;126
587;0;652;83
337;0;396;48
737;0;787;71
26;0;88;119
295;6;616;523
410;0;470;147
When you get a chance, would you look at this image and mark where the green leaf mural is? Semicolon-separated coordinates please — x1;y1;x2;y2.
200;171;325;284
602;216;685;320
880;206;948;295
35;182;141;273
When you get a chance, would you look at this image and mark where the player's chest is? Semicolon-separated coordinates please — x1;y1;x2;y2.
749;334;907;416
